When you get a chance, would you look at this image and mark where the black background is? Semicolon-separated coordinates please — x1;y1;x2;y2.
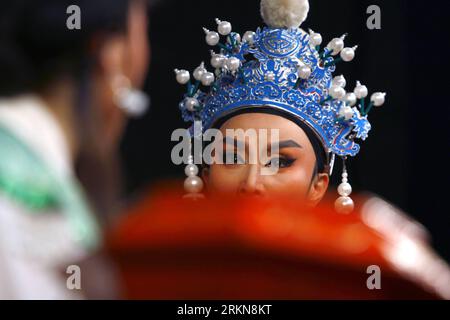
120;0;450;261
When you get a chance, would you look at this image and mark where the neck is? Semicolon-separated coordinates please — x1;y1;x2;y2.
39;79;79;162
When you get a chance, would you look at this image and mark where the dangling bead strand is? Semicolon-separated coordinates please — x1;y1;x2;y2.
335;158;354;214
183;155;204;199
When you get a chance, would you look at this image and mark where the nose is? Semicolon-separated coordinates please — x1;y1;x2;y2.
238;164;265;196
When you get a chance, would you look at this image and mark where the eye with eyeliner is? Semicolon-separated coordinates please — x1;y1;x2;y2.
217;149;297;168
265;155;296;169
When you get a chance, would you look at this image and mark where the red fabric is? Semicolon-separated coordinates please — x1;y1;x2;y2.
106;185;437;299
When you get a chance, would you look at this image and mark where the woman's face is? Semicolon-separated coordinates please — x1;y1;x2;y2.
203;112;329;204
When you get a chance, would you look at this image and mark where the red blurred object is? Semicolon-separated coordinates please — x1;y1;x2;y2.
106;185;438;299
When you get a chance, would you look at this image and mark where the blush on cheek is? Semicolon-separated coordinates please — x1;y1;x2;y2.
263;169;311;199
271;154;317;194
207;165;241;193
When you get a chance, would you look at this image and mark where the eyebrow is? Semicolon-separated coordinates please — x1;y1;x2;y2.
223;137;302;150
274;140;303;149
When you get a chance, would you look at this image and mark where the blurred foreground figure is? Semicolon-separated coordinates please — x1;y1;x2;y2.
0;0;150;299
108;187;450;299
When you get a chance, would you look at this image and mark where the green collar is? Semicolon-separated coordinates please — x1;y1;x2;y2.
0;126;100;249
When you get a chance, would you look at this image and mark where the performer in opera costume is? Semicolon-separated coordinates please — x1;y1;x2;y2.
109;0;450;299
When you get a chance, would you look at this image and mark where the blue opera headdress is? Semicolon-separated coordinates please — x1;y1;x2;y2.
175;0;387;212
174;0;386;158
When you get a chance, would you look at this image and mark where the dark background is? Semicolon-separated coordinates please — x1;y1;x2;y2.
120;0;450;261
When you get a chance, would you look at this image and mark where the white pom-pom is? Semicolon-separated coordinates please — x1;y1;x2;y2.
260;0;310;28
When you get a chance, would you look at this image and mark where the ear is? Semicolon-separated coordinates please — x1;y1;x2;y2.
307;173;329;206
91;35;128;154
98;35;127;80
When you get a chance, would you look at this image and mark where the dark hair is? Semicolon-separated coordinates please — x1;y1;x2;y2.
293;117;328;174
0;0;131;97
212;107;329;174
